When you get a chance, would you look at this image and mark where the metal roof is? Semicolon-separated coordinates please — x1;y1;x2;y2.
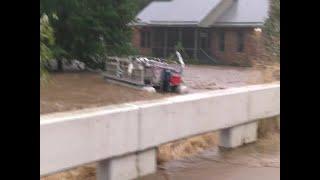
214;0;269;26
136;0;223;26
135;0;269;27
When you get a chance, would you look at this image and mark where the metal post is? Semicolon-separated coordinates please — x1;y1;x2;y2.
151;28;154;53
164;28;168;57
194;28;198;60
178;28;182;43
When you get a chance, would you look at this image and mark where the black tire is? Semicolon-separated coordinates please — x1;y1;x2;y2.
171;86;178;93
161;70;171;92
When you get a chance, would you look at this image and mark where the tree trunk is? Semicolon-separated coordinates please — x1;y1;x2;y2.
57;59;64;72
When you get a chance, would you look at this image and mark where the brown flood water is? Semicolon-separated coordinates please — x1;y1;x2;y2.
140;132;279;180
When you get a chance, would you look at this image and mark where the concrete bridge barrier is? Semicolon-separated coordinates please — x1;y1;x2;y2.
40;83;280;180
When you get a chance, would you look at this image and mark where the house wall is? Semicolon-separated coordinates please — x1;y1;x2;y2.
132;27;152;56
210;27;261;66
132;26;263;66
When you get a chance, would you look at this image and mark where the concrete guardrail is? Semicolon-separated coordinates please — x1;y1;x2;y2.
40;83;280;180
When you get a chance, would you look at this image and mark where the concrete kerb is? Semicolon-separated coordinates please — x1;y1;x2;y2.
112;91;249;179
40;104;140;176
97;153;137;180
96;148;156;180
134;86;254;150
219;121;258;148
92;102;158;180
40;83;280;178
247;84;280;120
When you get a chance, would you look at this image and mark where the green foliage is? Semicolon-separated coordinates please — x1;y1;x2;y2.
263;0;280;60
40;14;54;82
40;0;139;69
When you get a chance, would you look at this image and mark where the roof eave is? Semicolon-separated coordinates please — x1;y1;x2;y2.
212;22;264;27
130;21;265;28
131;21;200;27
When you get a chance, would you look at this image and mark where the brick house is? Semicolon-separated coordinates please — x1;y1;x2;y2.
131;0;269;66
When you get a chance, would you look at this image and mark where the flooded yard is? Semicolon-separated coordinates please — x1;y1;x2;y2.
40;72;167;114
183;65;264;92
40;65;266;115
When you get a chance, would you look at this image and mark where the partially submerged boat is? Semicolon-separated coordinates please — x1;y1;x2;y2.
103;51;187;93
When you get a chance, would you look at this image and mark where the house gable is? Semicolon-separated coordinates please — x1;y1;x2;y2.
134;0;269;27
199;0;235;27
135;0;224;26
214;0;269;27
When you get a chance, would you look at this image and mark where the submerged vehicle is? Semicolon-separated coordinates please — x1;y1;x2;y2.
103;51;186;93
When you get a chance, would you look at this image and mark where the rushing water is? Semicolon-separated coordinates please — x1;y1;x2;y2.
140;132;280;180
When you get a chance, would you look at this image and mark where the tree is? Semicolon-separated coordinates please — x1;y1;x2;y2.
263;0;280;61
40;0;139;71
40;14;54;82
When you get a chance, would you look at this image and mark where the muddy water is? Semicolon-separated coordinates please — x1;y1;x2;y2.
183;65;264;92
140;133;280;180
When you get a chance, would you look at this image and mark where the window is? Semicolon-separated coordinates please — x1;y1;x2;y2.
237;31;245;52
182;28;194;48
199;31;210;49
168;28;179;48
140;31;151;48
219;31;225;52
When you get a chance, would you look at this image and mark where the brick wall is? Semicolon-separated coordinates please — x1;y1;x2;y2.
132;27;152;56
132;26;263;66
210;27;262;66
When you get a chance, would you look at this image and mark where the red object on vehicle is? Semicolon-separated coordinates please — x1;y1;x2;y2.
169;74;182;86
